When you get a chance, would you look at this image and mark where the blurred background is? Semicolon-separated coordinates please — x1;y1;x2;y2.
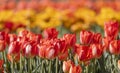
0;0;120;33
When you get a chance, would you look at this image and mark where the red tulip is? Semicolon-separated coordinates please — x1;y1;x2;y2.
58;50;68;60
18;30;29;38
104;20;119;40
8;41;21;55
90;44;103;58
22;41;38;58
75;45;92;61
4;21;14;31
0;31;8;41
43;28;58;39
0;59;4;73
69;65;82;73
109;40;120;55
62;34;76;47
7;34;17;44
37;43;57;59
0;40;6;52
63;60;74;73
92;33;102;44
118;60;120;70
80;30;94;45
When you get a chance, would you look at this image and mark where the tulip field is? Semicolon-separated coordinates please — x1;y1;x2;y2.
1;0;120;73
0;20;120;73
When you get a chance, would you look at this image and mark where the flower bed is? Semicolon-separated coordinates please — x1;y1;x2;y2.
0;20;120;73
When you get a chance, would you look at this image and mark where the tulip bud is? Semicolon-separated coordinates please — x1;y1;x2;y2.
63;60;74;73
118;60;120;70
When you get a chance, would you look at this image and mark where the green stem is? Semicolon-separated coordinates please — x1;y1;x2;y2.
11;59;14;73
20;54;22;73
56;58;58;73
41;59;44;73
48;60;52;73
28;58;32;73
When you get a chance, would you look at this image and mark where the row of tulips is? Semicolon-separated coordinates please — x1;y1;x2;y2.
0;20;120;73
1;0;120;11
1;7;120;33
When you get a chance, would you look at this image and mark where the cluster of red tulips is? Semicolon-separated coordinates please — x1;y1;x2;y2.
0;20;120;73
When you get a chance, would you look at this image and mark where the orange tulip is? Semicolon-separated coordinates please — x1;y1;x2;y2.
7;53;20;62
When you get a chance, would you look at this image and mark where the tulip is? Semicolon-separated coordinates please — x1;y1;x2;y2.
37;43;57;59
109;40;120;55
8;41;21;56
104;20;119;40
102;37;112;51
90;44;103;58
62;34;76;48
7;34;17;45
0;60;4;73
0;40;6;52
18;29;29;38
118;60;120;70
80;30;94;45
63;60;74;73
92;33;102;44
7;53;20;62
75;45;92;61
58;51;68;61
0;31;8;41
43;28;58;39
69;65;82;73
22;41;38;58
